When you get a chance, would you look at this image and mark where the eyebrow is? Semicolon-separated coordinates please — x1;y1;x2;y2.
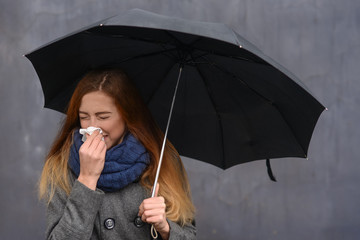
79;111;112;115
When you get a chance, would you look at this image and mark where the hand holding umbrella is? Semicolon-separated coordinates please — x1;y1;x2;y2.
138;183;169;240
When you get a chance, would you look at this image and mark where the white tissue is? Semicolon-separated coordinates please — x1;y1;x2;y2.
79;127;103;142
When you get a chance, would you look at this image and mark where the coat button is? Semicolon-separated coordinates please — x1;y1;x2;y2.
134;216;144;228
104;218;115;230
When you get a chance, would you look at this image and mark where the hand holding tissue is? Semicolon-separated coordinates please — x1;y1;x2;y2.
79;127;103;142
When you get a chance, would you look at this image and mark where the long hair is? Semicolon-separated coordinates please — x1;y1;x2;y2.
39;69;195;225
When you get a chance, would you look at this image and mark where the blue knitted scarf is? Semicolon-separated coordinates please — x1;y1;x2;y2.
68;130;150;192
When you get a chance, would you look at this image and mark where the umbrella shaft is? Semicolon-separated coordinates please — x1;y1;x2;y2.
151;66;183;197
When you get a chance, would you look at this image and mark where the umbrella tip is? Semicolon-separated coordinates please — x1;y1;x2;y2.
99;23;104;27
325;107;329;111
239;45;243;48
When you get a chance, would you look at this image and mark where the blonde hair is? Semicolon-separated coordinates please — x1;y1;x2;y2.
39;69;195;225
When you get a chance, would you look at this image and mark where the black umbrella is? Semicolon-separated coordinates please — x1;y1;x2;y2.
26;9;325;184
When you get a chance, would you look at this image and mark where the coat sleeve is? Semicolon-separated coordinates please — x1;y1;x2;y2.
45;180;104;240
167;219;196;240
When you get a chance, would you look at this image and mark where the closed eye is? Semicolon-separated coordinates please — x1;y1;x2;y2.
99;116;110;120
79;111;89;120
96;112;112;120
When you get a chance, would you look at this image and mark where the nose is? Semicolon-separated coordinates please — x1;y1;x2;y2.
89;117;99;128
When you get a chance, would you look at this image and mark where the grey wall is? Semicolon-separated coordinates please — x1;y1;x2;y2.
1;0;359;239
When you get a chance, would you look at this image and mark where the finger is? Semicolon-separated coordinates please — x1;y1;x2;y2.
81;135;105;159
145;215;166;225
99;139;107;154
88;129;100;139
138;198;164;217
142;196;165;205
93;133;105;149
138;202;144;217
142;209;166;223
140;198;165;222
143;202;166;211
141;200;164;215
87;132;104;150
90;140;106;160
82;130;100;148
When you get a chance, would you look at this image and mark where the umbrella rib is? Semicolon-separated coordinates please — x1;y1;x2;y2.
190;54;227;168
47;48;178;110
86;30;179;48
199;55;274;103
145;61;178;105
94;38;180;105
200;56;307;155
163;30;203;49
96;29;261;66
106;47;178;65
163;30;208;64
86;29;184;62
163;31;187;48
198;49;265;64
160;30;266;65
193;58;258;162
142;32;203;104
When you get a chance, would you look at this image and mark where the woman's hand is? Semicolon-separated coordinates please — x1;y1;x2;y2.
138;184;170;240
77;130;106;190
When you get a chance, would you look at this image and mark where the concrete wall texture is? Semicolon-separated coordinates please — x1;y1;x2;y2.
1;0;359;239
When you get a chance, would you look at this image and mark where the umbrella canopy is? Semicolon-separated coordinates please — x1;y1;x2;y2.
26;9;325;170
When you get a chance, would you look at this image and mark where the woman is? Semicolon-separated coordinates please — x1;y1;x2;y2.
39;69;196;239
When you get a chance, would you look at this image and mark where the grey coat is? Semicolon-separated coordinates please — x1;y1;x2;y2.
46;174;196;239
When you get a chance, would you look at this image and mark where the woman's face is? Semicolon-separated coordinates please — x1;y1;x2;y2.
79;91;126;150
